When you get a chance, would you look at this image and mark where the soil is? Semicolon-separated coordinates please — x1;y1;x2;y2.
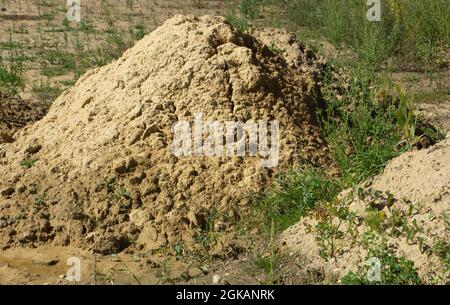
0;95;48;140
0;15;330;258
0;1;449;286
0;0;229;100
280;133;450;284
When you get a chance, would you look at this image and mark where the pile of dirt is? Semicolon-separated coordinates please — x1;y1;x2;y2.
0;15;330;256
0;95;48;143
280;133;450;283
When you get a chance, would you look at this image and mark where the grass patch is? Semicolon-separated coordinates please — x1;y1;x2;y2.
31;80;62;103
255;167;341;233
318;63;416;184
282;0;449;69
0;34;25;95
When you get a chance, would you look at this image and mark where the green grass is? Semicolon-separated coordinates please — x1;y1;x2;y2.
256;167;341;233
318;64;415;184
0;34;25;96
229;0;449;69
283;0;449;69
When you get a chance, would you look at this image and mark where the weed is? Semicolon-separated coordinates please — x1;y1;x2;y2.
31;80;62;103
34;193;47;205
280;0;450;69
0;33;25;95
111;187;132;209
364;208;385;233
252;222;281;284
20;159;36;169
313;203;358;260
256;167;341;233
318;64;412;184
341;247;422;285
431;239;450;272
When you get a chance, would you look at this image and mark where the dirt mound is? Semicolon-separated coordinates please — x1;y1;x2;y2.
0;15;329;255
0;95;48;142
281;133;450;283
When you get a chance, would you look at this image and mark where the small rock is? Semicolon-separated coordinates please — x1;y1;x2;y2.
142;124;160;139
212;274;221;284
188;267;204;278
25;142;42;154
32;258;59;266
0;187;15;197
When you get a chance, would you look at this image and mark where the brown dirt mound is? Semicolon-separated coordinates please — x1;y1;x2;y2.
0;15;329;255
281;133;450;283
0;95;48;143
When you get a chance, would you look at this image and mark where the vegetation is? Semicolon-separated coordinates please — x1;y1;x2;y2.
342;247;422;285
227;0;449;69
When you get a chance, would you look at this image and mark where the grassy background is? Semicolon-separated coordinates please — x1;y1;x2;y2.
228;0;449;70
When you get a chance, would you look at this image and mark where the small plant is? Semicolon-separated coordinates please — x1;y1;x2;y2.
0;33;25;95
268;42;283;54
34;193;47;205
364;208;385;233
252;221;281;284
31;80;62;103
112;187;132;209
313;203;358;260
257;167;341;233
341;247;422;285
395;84;419;148
20;159;36;169
126;0;135;10
430;239;450;272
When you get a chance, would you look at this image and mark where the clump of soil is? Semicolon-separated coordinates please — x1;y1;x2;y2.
0;95;48;143
280;133;450;283
0;15;329;255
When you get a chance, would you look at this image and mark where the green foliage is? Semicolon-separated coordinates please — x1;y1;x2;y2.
282;0;450;68
31;80;62;103
20;159;36;169
319;64;408;184
342;247;422;285
0;34;25;95
256;167;341;232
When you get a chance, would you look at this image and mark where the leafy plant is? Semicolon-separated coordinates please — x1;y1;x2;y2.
313;203;358;260
342;247;422;285
20;159;36;169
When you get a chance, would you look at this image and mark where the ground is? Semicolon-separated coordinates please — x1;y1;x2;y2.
0;0;449;285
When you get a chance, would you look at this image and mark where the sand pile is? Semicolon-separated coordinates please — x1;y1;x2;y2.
281;133;450;283
0;15;329;255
